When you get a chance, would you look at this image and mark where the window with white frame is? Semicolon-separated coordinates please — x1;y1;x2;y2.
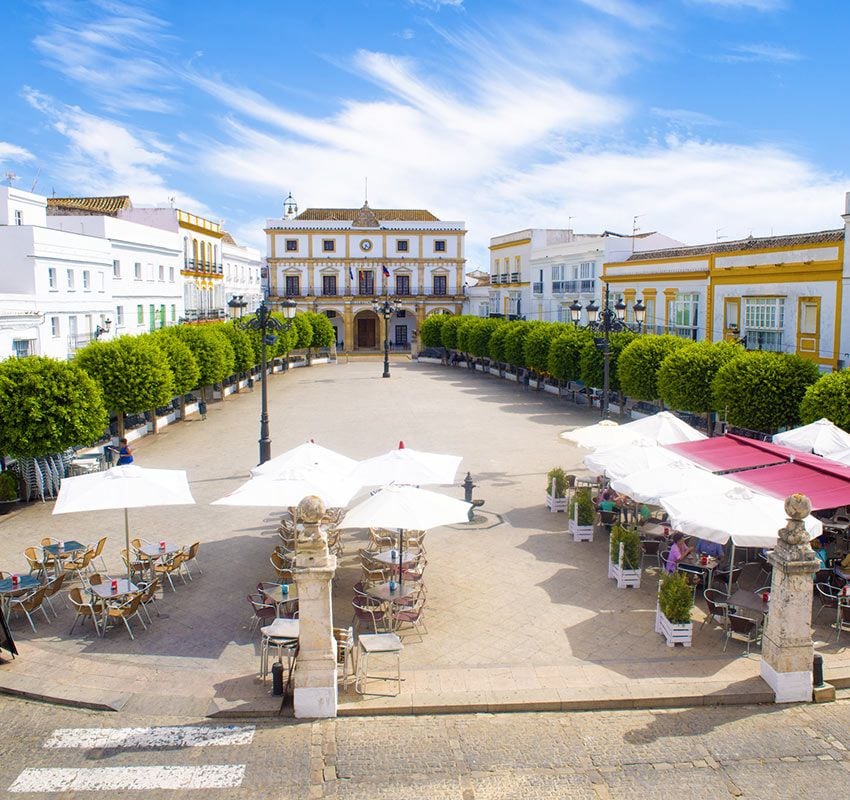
50;316;60;337
113;259;120;277
171;305;176;322
67;269;75;290
159;265;165;281
744;297;785;352
82;270;91;290
508;290;521;317
48;267;57;289
12;339;33;358
667;292;699;340
134;262;142;280
552;264;566;294
14;209;23;225
478;302;490;318
116;306;124;327
137;304;144;324
169;266;175;282
489;291;499;314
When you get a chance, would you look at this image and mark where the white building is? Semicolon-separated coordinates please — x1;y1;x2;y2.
222;232;263;319
47;200;183;336
0;187;112;359
485;228;683;324
266;199;466;351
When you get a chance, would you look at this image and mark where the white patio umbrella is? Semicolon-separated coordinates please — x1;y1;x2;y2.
584;439;683;480
660;484;823;596
250;441;357;478
773;418;850;457
211;467;361;509
53;465;196;582
338;485;472;583
348;441;462;487
561;411;706;450
611;460;732;506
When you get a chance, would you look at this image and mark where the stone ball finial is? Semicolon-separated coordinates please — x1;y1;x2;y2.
297;495;326;524
785;493;811;521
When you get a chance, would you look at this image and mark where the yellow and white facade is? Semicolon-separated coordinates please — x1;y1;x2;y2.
604;217;849;371
265;201;466;352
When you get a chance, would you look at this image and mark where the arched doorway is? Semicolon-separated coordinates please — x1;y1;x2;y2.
354;309;379;350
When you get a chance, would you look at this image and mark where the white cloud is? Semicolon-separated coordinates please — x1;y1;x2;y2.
576;0;662;28
0;142;35;164
691;0;785;9
718;43;801;63
406;0;464;9
33;0;176;112
651;107;722;126
23;89;207;212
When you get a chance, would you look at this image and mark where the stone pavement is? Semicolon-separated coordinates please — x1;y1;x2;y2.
0;360;848;717
2;693;850;798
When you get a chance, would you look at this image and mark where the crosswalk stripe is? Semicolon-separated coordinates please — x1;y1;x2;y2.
43;725;255;750
9;765;246;792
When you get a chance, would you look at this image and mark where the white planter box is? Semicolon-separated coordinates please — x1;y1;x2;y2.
609;542;641;588
504;373;518;382
656;607;693;647
546;492;567;512
417;357;443;365
489;367;501;376
568;518;594;542
475;363;486;372
544;384;560;395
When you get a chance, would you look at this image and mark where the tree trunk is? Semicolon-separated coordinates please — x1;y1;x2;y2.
149;410;159;434
117;412;125;439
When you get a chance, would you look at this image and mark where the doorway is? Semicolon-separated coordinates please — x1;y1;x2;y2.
356;317;377;349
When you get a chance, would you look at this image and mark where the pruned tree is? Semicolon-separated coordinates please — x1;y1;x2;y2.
618;335;689;402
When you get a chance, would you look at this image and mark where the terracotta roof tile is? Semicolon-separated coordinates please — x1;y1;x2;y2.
295;207;439;222
625;229;844;261
47;195;132;216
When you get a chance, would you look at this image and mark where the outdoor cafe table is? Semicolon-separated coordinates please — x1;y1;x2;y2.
638;521;672;539
138;542;180;579
42;540;86;573
366;581;418;603
370;550;419;567
677;553;720;585
729;588;769;616
261;584;299;615
0;575;41;621
90;579;139;602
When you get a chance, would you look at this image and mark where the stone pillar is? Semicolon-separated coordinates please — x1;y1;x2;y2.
293;496;338;718
760;494;820;703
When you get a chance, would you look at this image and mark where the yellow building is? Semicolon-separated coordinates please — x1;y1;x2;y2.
265;200;466;352
604;228;846;370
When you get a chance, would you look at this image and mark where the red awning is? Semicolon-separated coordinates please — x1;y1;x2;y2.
665;434;790;472
731;461;850;511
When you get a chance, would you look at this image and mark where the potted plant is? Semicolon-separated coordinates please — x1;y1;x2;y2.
609;525;641;588
568;486;594;541
656;572;694;647
0;470;20;513
546;467;569;512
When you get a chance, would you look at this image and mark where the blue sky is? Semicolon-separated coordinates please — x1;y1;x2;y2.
2;0;849;265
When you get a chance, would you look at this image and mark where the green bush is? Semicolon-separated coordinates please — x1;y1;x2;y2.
304;312;335;349
568;487;595;525
0;356;107;458
151;331;200;395
0;470;19;501
162;325;236;389
439;316;466;350
546;467;568;498
579;330;636;391
657;340;743;413
610;525;641;570
524;323;568;375
658;571;694;624
618;335;688;401
799;369;850;431
456;317;482;353
712;351;820;433
420;314;449;348
548;328;592;383
487;321;515;363
220;323;255;374
290;313;314;350
503;321;536;368
468;318;503;358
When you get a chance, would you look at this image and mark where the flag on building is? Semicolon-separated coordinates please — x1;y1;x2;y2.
348;266;354;280
382;264;390;277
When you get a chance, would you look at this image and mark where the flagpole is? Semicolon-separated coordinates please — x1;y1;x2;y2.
125;507;131;584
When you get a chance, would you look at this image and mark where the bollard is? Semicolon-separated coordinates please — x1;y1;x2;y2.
462;472;475;504
271;661;284;696
813;653;825;688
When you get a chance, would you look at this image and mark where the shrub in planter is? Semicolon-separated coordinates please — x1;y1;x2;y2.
610;525;641;570
0;470;19;502
547;467;568;498
568;487;594;524
658;571;694;624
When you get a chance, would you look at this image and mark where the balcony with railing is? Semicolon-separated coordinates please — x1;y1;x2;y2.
532;282;544;295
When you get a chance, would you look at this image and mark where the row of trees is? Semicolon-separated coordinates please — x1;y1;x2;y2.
0;312;335;460
422;313;843;434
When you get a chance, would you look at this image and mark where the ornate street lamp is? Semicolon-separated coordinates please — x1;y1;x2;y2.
93;318;112;340
227;295;248;319
243;297;297;464
571;284;645;417
373;295;401;378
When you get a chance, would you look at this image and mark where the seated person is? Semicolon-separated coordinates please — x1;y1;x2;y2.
696;538;724;559
811;537;829;570
637;504;652;524
665;532;693;574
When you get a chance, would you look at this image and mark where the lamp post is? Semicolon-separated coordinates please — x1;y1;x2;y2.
227;295;248;320
373;295;401;378
243;297;297;464
570;284;646;417
93;318;112;340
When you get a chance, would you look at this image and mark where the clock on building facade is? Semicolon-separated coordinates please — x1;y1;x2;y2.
360;239;373;252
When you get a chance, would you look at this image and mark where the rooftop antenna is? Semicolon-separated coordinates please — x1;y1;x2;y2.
631;213;645;253
4;172;18;186
364;176;368;205
168;196;175;208
567;215;575;229
715;227;727;242
30;167;42;193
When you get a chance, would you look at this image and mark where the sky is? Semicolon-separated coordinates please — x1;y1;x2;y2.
2;0;849;266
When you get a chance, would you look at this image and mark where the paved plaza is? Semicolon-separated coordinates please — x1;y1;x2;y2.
0;359;849;717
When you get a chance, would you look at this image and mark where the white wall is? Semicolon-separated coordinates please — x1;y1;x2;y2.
0;186;46;227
